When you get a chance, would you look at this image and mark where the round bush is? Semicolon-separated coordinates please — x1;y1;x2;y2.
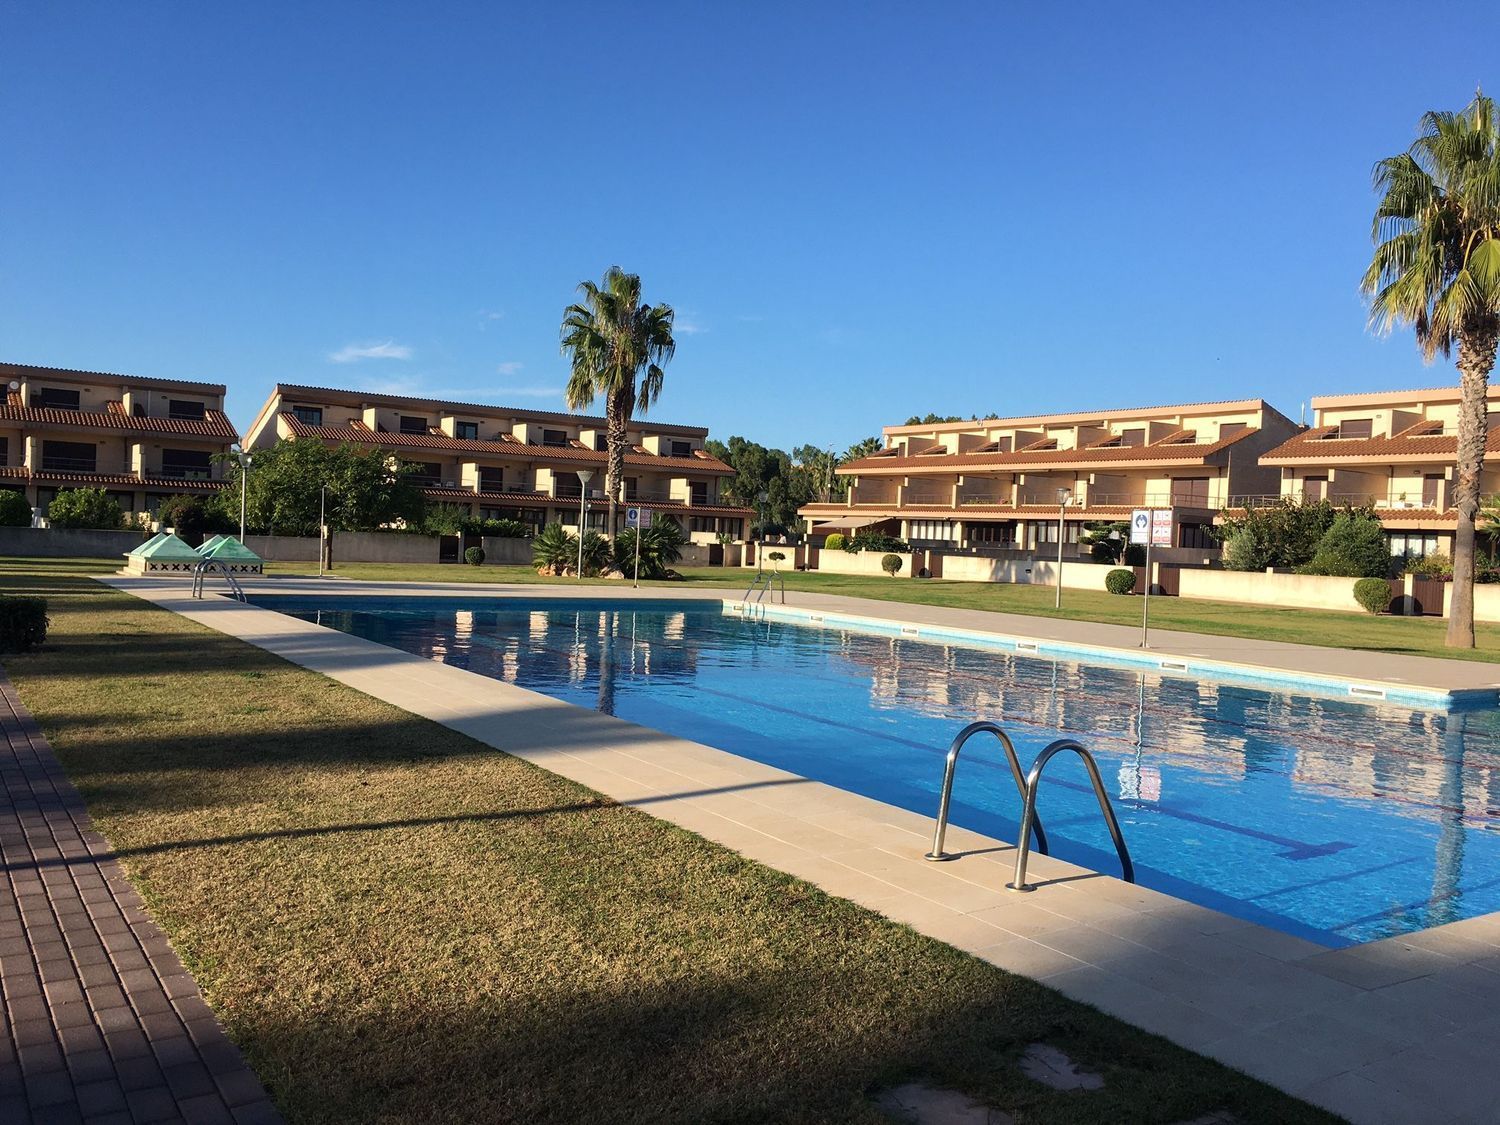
881;553;903;577
823;532;846;552
1105;568;1137;595
464;545;485;566
1353;577;1393;615
767;550;786;562
0;489;32;528
0;595;48;652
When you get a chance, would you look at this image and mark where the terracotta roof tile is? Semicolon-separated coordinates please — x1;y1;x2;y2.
0;466;228;490
840;428;1257;474
0;402;238;440
0;361;226;394
1260;425;1497;463
281;414;736;474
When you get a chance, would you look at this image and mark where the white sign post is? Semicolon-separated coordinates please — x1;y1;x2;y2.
1131;509;1172;648
625;506;652;587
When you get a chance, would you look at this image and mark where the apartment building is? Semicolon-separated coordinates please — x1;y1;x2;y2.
1258;384;1500;560
0;362;239;519
800;399;1299;554
242;384;751;541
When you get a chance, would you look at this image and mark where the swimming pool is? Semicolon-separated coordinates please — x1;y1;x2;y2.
254;594;1500;947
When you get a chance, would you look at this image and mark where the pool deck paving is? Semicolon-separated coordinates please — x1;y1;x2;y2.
87;574;1500;1124
0;668;282;1125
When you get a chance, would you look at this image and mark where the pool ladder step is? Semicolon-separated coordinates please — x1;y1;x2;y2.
739;569;785;617
925;720;1134;890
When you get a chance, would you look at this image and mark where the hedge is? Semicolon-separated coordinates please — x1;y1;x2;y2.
0;595;48;652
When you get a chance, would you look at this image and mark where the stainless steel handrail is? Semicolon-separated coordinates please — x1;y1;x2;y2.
1007;738;1134;890
925;721;1048;861
740;569;785;608
191;558;247;602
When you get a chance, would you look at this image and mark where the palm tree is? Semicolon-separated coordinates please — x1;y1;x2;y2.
560;267;676;538
1363;91;1500;648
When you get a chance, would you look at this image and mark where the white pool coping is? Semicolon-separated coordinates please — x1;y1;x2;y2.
105;575;1500;1124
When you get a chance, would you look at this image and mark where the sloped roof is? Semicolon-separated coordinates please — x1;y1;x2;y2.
0;361;226;394
126;532;169;557
133;533;201;561
840;428;1258;475
201;537;262;563
1259;425;1500;464
0;392;238;440
282;415;736;474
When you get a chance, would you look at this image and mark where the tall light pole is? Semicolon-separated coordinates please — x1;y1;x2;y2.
575;469;594;577
1054;486;1071;609
235;449;253;543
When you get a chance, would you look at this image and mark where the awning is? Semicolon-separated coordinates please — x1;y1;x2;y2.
810;516;889;535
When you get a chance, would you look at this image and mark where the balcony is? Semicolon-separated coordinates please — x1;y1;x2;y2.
39;456;101;474
903;484;953;506
849;483;899;505
957;489;1008;506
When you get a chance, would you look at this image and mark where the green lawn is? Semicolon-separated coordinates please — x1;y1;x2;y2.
266;558;1500;664
0;556;1336;1124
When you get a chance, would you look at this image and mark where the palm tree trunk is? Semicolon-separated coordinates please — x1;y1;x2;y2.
606;387;629;540
1448;326;1498;648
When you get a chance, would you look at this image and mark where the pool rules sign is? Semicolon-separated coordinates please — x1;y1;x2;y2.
1129;509;1171;647
625;507;652;587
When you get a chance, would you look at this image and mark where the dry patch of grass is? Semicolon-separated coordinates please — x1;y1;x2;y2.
0;559;1338;1124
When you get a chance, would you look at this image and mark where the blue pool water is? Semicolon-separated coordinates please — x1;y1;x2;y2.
255;595;1500;947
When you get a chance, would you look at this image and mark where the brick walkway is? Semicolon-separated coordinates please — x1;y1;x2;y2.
0;670;281;1124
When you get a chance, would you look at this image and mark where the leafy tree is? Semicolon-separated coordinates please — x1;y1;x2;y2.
228;440;425;536
47;488;122;530
1081;521;1144;565
1362;91;1500;647
420;503;471;536
705;436;814;538
158;493;236;545
1299;511;1394;578
561;267;675;538
1219;499;1343;571
842;437;882;463
903;413;967;425
792;445;849;503
0;490;32;528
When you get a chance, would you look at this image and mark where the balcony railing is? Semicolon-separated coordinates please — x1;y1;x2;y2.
39;457;100;474
957;491;1009;506
1228;491;1456;511
850;487;900;505
158;467;213;480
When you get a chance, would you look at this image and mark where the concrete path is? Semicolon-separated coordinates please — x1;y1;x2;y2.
0;671;281;1125
109;575;1500;1125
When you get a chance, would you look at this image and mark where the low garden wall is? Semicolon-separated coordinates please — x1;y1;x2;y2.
0;527;148;558
478;536;532;565
1176;568;1360;612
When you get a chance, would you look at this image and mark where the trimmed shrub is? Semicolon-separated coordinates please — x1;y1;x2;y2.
849;530;909;554
0;490;32;527
823;532;846;552
881;553;903;577
767;550;786;567
464;546;485;566
1354;577;1393;615
1105;568;1137;595
0;595;48;652
465;517;530;538
47;488;123;530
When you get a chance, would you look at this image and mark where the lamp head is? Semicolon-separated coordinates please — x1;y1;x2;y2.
576;469;594;484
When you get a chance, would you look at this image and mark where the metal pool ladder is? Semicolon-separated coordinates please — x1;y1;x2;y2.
191;558;247;602
740;569;785;614
926;721;1049;861
924;723;1134;889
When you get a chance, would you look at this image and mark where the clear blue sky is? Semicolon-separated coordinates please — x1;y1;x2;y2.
2;2;1494;451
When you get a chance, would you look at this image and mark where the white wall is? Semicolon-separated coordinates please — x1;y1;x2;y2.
1177;568;1362;612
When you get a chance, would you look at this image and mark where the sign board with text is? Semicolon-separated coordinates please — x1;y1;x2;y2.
625;506;653;529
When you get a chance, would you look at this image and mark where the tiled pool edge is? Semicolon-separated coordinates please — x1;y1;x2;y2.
729;600;1496;711
100;577;1500;1124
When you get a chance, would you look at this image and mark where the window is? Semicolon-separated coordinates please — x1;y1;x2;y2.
1337;418;1373;439
624;477;639;500
399;416;429;435
1302;476;1328;502
594;434;608;452
994;436;1013;453
967;521;1016;547
40;440;96;473
671;440;692;458
405;461;442;484
1118;428;1145;447
168;399;206;421
1170;477;1211;506
37;387;80;411
908;519;957;543
1388;532;1442;560
1423;474;1444;508
1178;522;1215;549
456;421;479;440
690;481;709;505
542;429;568;447
160;449;211;479
477;467;505;493
1030;520;1080;545
0;437;8;466
1219;421;1249;439
291;405;323;426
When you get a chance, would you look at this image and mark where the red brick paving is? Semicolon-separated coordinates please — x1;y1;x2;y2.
0;670;281;1124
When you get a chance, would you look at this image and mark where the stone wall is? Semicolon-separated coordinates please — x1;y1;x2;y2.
0;527;148;558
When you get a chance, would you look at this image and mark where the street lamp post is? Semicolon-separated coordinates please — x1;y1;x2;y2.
575;469;594;577
235;449;253;544
1054;486;1071;609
